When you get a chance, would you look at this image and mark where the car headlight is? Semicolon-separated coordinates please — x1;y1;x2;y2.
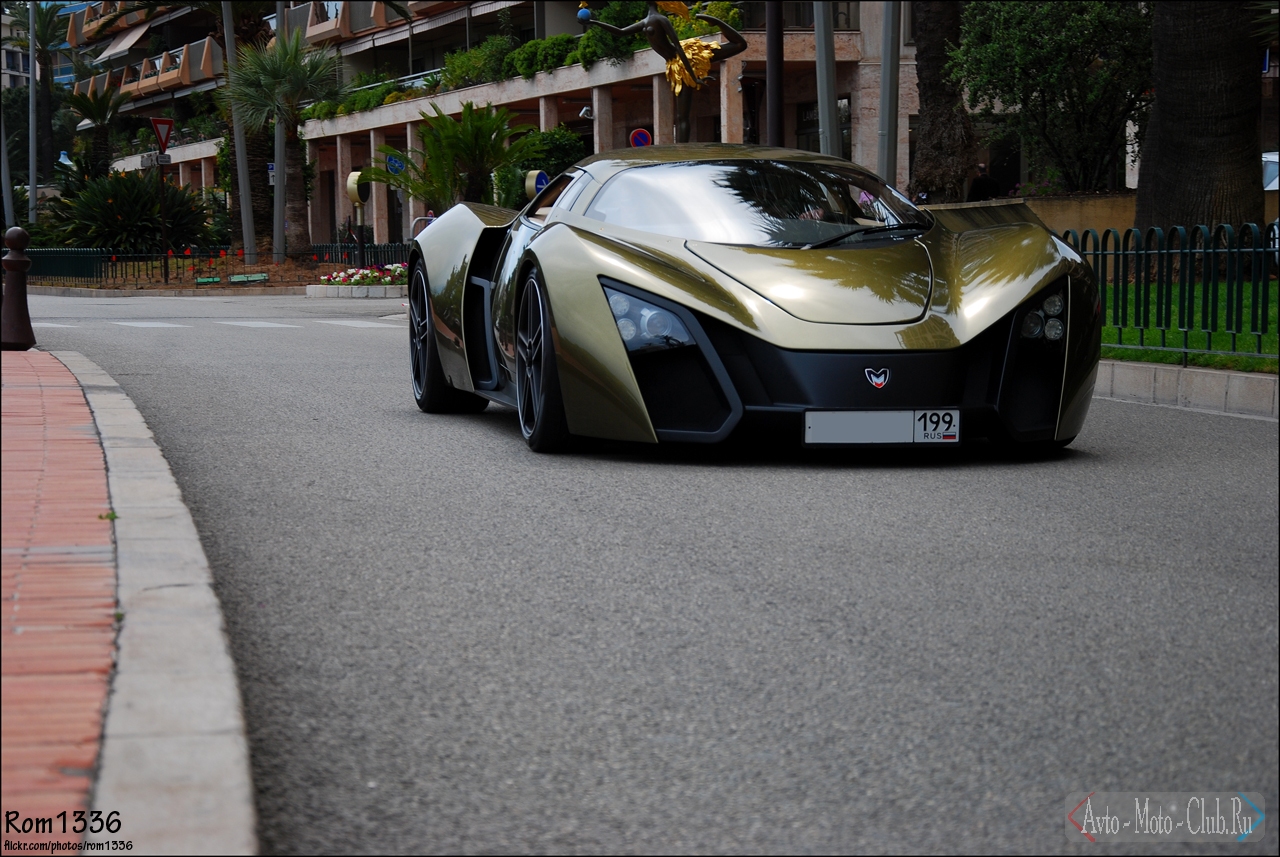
1020;289;1067;340
603;285;695;352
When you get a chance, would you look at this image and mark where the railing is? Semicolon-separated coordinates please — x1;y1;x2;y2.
312;243;411;267
26;244;412;288
26;248;107;281
1061;222;1278;359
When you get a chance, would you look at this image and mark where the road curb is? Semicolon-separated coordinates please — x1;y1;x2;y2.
304;284;409;298
1094;359;1278;419
49;351;257;856
30;285;306;298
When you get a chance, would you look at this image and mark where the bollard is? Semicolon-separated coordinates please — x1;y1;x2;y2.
1;226;36;351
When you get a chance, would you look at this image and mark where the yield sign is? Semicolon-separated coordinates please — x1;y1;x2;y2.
150;117;175;154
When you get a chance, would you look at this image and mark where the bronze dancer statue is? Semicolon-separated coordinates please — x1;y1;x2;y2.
586;2;747;143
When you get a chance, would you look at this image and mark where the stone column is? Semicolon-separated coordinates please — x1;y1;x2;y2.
854;63;880;170
369;128;389;244
178;159;192;188
202;156;217;196
896;61;916;190
539;95;559;132
335;133;354;237
404;122;425;235
653;76;674;145
720;61;744;144
592;86;614;153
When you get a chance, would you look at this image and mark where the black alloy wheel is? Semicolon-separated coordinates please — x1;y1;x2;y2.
409;260;487;414
515;268;570;451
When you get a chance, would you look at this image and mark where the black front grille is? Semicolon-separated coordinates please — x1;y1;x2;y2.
629;346;732;433
698;314;1009;411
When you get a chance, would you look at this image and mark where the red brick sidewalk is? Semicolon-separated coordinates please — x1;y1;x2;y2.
2;351;116;852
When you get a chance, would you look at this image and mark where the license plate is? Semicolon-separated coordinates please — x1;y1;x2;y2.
804;410;960;444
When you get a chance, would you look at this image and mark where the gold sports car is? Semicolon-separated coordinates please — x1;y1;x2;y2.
407;145;1101;453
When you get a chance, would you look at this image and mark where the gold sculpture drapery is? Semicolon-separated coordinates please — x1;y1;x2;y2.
665;37;719;95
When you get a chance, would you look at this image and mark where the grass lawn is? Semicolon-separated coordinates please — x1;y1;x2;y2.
1100;276;1278;374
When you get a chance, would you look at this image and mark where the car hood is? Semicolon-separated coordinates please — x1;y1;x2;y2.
685;239;933;324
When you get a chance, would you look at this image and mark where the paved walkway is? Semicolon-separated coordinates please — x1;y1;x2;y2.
1;350;116;853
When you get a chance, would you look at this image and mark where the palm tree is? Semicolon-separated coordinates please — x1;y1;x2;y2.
362;102;545;209
3;1;76;184
63;85;130;178
436;102;543;204
223;28;345;254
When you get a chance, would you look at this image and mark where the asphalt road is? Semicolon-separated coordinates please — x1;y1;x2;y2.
29;294;1280;854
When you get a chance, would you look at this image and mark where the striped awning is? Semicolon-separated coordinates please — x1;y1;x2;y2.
97;22;149;62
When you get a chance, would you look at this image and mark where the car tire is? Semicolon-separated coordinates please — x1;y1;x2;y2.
409;259;488;414
515;267;571;452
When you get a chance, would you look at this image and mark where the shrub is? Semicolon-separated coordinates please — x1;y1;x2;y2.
301;72;400;119
574;1;647;69
345;79;400;112
670;2;743;39
503;32;580;80
493;125;588;208
504;39;542;79
441;33;518;90
301;100;340;121
47;170;213;253
536;33;577;73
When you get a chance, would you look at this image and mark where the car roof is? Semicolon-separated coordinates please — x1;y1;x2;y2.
575;143;881;184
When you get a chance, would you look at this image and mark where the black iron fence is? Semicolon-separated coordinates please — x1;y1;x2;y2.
1060;222;1277;359
311;243;411;268
26;243;412;288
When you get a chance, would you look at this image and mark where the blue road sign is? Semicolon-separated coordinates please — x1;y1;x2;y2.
386;155;406;176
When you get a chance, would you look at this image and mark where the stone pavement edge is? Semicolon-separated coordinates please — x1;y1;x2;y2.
2;351;116;854
1;350;256;856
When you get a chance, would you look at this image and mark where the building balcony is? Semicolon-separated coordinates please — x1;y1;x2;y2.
100;36;223;99
67;2;171;48
294;1;461;46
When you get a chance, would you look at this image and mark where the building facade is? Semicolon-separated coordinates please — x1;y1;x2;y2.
2;12;32;90
77;2;920;248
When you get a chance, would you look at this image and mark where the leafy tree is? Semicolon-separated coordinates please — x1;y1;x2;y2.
362;102;546;210
1135;2;1265;231
63;85;131;178
2;1;76;183
948;1;1153;192
907;1;973;204
223;29;346;253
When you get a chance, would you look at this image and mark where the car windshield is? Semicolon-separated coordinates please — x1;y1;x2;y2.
584;159;930;248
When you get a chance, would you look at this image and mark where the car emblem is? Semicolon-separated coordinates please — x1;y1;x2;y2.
865;368;890;389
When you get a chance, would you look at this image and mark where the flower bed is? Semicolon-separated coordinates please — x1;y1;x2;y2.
318;263;407;285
